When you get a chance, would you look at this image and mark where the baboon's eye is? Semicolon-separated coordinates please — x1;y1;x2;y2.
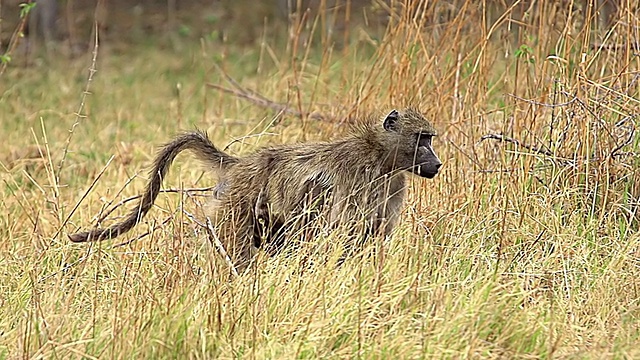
417;133;432;147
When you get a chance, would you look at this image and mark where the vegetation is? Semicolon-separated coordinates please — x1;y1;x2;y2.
1;1;639;358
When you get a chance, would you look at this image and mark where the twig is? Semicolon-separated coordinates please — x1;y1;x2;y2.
39;254;90;283
206;65;332;121
223;132;278;152
206;83;306;118
205;217;239;277
505;230;546;271
611;118;636;159
591;42;640;52
56;23;100;184
112;215;174;248
215;62;274;104
96;186;215;224
506;93;578;108
56;155;115;240
479;133;554;157
182;209;239;277
42;214;172;283
0;0;31;76
212;63;302;115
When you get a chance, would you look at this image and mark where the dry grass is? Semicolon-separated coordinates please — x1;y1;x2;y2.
1;1;640;358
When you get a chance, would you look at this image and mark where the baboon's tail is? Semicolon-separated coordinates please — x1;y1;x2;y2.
69;130;238;243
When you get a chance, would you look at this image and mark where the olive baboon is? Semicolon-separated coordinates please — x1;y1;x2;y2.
70;108;442;271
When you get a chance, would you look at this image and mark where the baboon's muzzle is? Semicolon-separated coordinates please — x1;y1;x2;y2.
413;163;441;178
412;145;442;178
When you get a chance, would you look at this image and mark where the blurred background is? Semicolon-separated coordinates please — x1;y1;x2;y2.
1;0;625;59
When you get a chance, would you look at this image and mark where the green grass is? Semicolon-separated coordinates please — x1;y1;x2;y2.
1;1;640;358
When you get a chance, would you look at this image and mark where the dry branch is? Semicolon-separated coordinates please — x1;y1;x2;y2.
96;186;215;224
181;209;239;277
479;134;554;157
112;215;174;248
206;65;333;121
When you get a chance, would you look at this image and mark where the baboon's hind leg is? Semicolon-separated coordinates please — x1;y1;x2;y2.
210;210;257;274
266;177;333;258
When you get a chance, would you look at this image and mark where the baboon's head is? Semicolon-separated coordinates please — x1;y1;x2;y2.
381;108;442;178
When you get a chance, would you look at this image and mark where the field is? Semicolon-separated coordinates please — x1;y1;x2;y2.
1;1;640;358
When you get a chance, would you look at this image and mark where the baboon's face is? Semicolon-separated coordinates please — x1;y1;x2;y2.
410;131;441;178
383;108;442;178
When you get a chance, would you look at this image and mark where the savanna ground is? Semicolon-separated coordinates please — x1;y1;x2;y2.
1;0;640;358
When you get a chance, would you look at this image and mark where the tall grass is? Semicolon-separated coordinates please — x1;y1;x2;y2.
1;0;639;358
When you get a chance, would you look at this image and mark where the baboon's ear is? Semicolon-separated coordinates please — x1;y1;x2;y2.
383;110;399;132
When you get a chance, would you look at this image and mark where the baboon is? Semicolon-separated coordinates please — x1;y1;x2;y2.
70;108;442;271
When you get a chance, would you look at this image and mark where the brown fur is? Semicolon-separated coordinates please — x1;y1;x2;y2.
70;108;442;271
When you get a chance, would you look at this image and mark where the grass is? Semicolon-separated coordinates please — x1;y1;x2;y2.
1;0;640;358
